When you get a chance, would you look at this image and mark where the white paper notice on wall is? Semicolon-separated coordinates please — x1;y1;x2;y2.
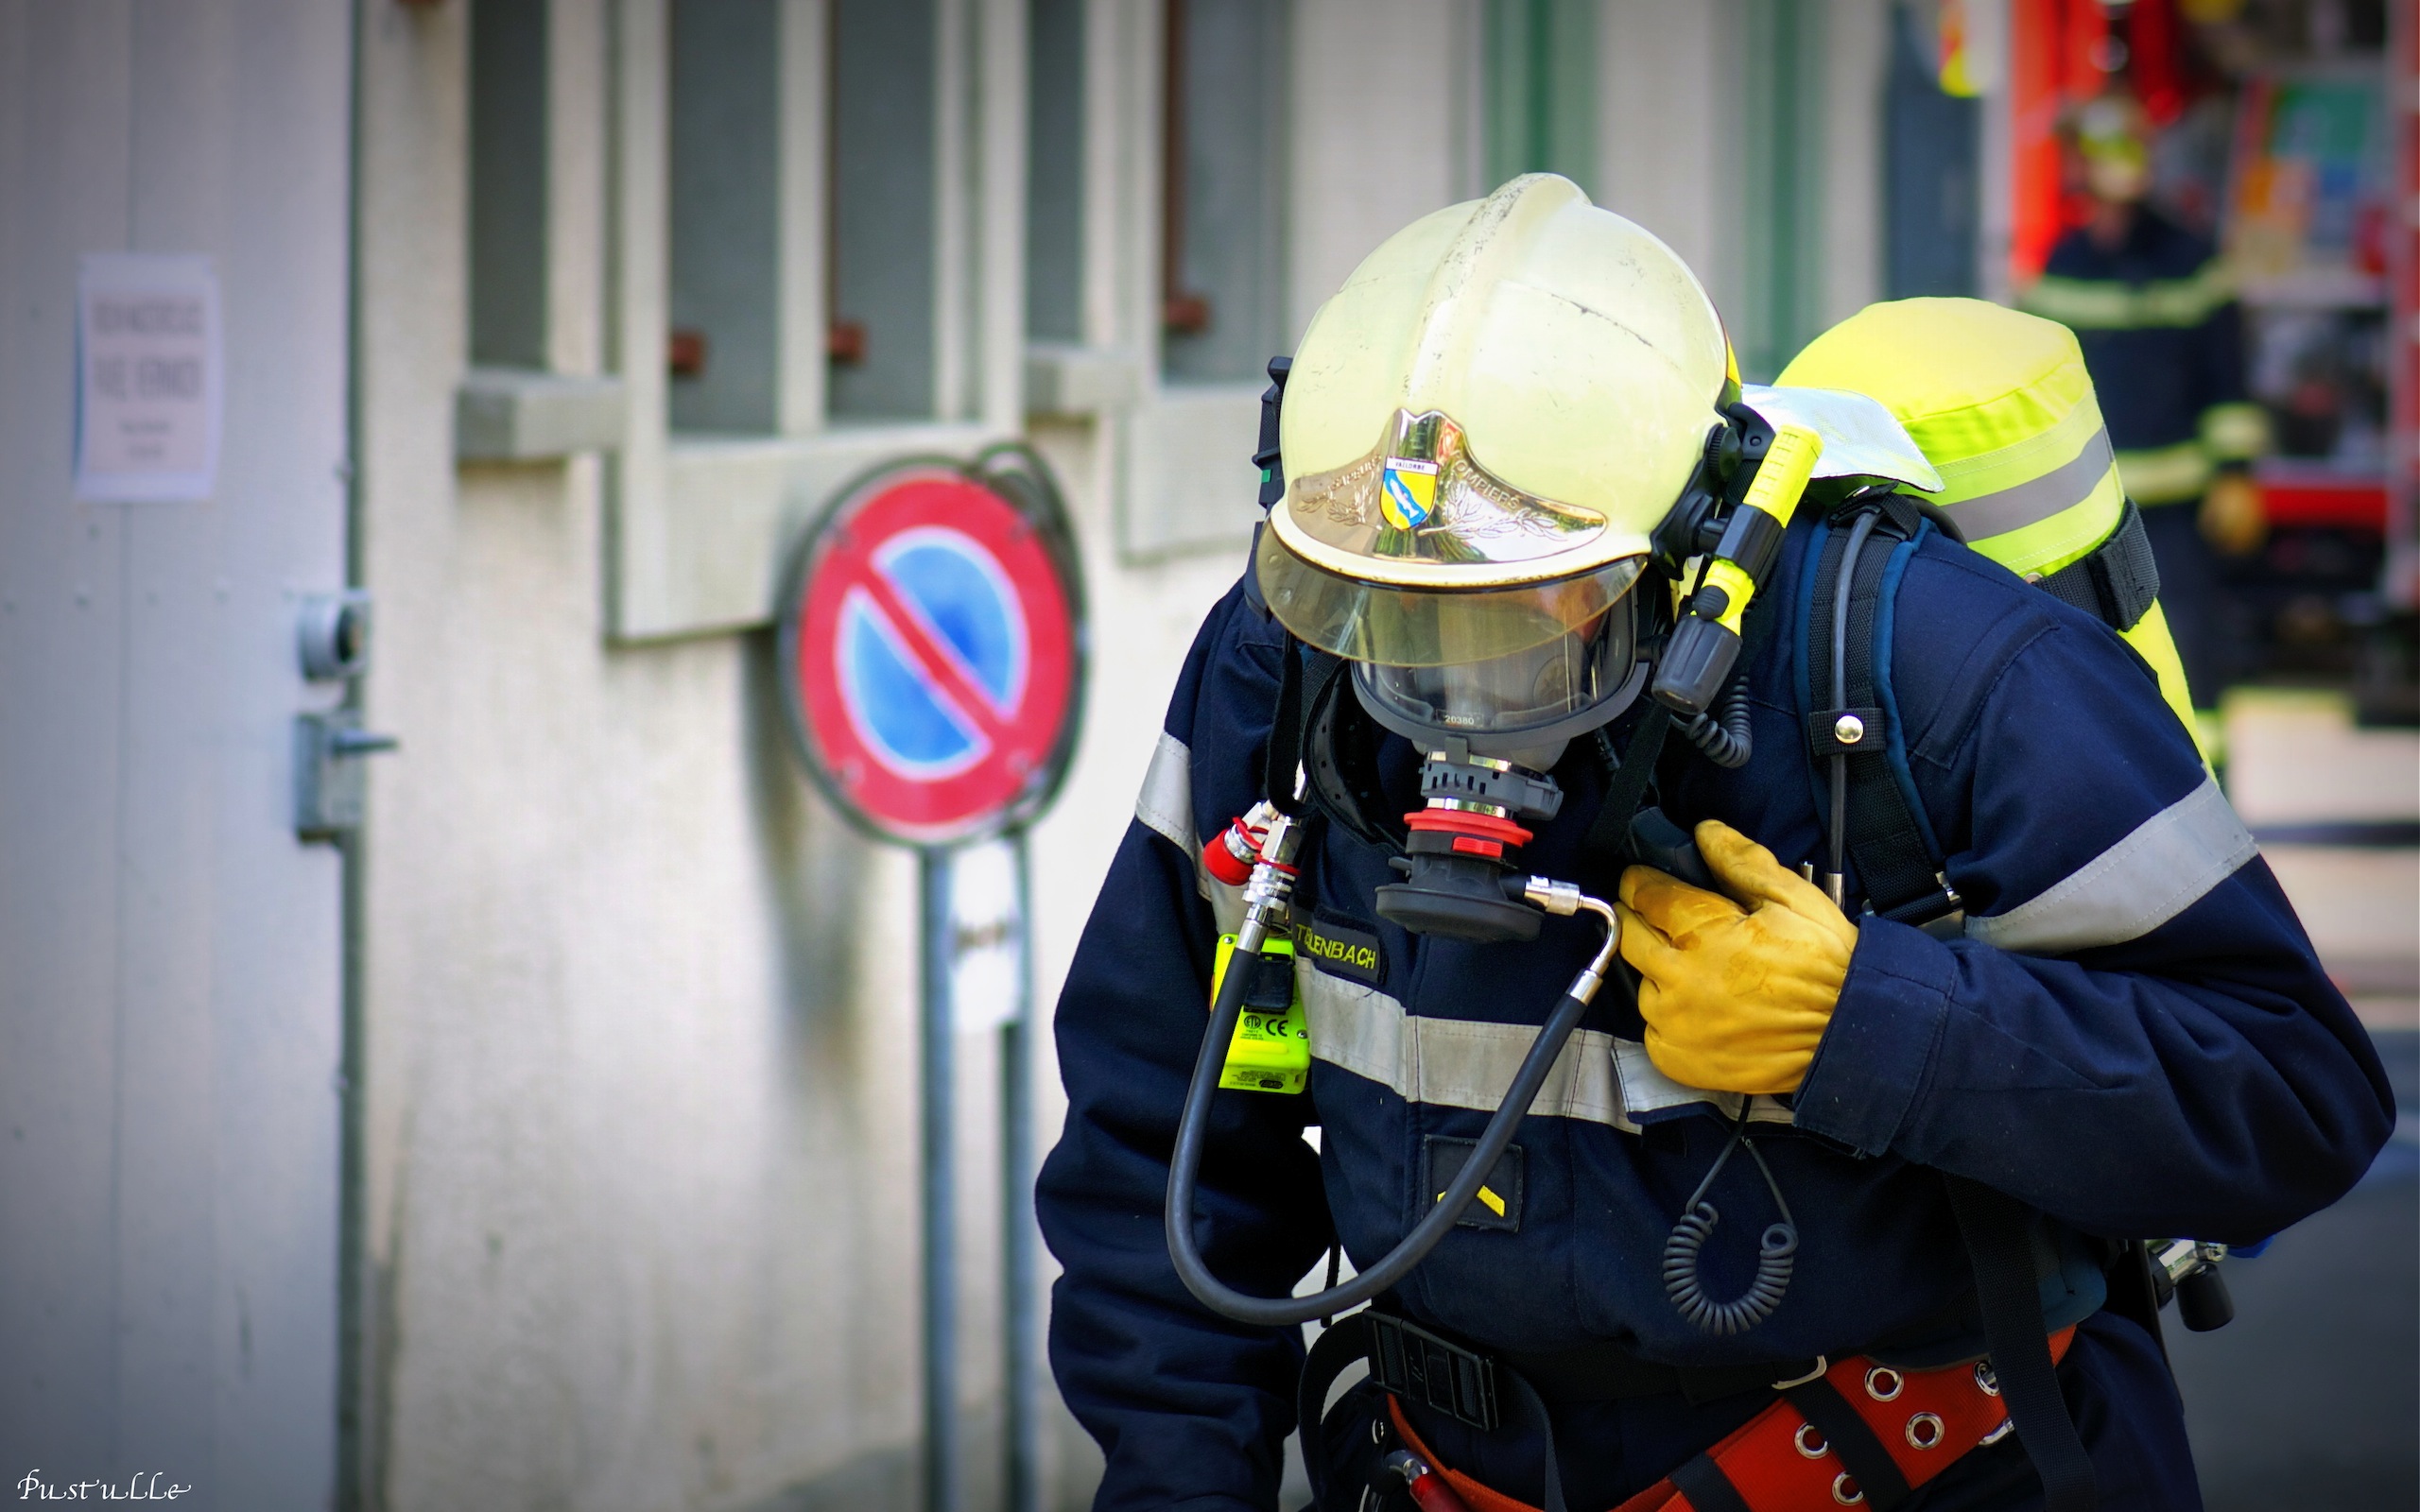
75;253;223;502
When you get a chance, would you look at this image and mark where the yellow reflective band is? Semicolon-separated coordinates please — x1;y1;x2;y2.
1781;301;2094;468
2117;440;2215;506
2018;263;2236;330
1927;390;2104;507
2199;402;2270;462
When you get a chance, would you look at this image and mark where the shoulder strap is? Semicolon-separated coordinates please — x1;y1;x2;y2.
1944;1176;2099;1512
1264;638;1344;816
1805;502;1961;925
1580;573;1789;875
1583;704;1672;864
1303;658;1405;850
2034;498;2161;632
1297;1313;1374;1511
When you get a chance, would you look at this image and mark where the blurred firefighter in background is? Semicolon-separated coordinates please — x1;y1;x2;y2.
2022;94;2271;757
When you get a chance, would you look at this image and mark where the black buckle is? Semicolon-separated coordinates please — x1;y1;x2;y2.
1876;877;1965;940
1367;1314;1498;1432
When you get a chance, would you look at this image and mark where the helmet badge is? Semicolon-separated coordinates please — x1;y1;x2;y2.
1378;457;1439;531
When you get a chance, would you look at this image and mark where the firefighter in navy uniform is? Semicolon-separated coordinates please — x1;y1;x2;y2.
1036;177;2389;1512
2021;94;2270;754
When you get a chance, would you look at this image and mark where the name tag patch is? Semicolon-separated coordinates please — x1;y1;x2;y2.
1295;912;1383;986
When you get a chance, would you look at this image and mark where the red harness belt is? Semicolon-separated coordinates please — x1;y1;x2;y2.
1387;1328;2078;1512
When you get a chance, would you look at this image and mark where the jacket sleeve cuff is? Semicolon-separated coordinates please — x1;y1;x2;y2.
1793;918;1955;1158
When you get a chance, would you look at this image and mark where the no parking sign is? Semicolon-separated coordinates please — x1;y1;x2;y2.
774;445;1086;1512
776;446;1086;845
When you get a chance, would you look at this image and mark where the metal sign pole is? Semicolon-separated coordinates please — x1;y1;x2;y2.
919;845;960;1512
1002;830;1041;1512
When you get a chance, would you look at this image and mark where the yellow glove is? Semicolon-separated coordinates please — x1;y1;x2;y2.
1616;819;1859;1095
2197;472;2266;557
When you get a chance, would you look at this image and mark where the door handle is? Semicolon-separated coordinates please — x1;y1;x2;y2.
294;711;399;842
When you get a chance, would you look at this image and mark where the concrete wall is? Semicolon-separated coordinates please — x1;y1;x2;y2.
348;4;1887;1509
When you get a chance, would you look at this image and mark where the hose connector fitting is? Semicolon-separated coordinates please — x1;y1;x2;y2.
1236;809;1305;952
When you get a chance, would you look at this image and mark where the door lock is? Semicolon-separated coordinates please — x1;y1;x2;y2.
298;590;373;679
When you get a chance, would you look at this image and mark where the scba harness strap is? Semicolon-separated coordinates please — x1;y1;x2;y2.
1298;1305;2077;1512
1801;490;2162;925
1392;1332;2077;1512
1800;498;2100;1512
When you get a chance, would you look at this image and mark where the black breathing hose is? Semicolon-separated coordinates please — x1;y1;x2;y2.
1165;901;1616;1328
1678;670;1753;769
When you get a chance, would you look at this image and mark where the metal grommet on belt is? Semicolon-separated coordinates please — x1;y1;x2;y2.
1974;1361;2000;1398
1794;1422;1829;1459
1862;1366;1903;1401
1832;1472;1865;1505
1905;1412;1945;1450
1980;1417;2015;1445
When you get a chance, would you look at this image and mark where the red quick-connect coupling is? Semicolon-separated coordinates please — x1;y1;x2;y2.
1403;807;1534;862
1203;799;1279;886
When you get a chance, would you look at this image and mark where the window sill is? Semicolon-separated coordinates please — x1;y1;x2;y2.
1024;343;1146;418
1117;381;1266;561
610;420;1013;642
455;368;630;462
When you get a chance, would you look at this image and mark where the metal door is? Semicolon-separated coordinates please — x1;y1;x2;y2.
0;4;354;1506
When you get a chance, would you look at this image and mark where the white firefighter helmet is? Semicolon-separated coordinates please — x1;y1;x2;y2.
1256;173;1733;745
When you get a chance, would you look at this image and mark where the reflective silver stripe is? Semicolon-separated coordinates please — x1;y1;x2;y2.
1611;1040;1791;1127
1965;774;2257;954
1299;969;1790;1132
1945;426;2116;541
1300;968;1624;1123
1134;730;1243;926
1135;730;1194;854
1202;873;1245;934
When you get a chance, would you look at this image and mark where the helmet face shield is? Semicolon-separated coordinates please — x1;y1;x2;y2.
1355;594;1640;742
1254;525;1645;669
1257;525;1650;746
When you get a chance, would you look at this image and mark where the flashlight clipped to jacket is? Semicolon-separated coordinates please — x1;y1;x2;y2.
1652;415;1825;716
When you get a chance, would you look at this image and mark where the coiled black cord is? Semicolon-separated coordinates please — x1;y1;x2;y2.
1677;669;1752;769
1662;1113;1799;1335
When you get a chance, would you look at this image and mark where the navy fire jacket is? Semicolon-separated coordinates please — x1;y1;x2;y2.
1036;512;2390;1510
